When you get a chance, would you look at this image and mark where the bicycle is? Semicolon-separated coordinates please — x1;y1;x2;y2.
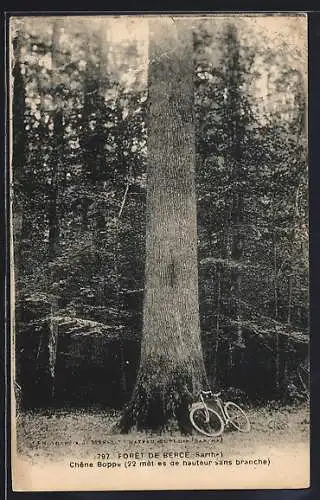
189;390;251;437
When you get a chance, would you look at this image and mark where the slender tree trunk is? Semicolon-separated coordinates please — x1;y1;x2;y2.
271;198;282;393
225;25;245;351
287;188;299;325
273;231;278;321
212;268;221;387
81;38;93;229
114;183;131;401
120;18;208;432
82;39;98;188
48;20;63;259
273;232;281;393
230;111;244;350
47;19;64;399
272;213;282;393
48;295;59;399
275;326;281;394
283;188;300;390
12;31;26;282
284;269;293;391
48;150;60;260
287;275;293;326
11;28;26;409
82;27;108;233
231;190;244;348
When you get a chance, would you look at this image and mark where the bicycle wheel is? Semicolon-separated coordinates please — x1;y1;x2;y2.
189;405;224;437
224;402;250;432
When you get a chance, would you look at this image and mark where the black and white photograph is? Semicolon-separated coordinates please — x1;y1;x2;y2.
9;13;309;491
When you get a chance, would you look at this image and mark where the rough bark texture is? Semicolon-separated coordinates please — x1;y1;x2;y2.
120;18;208;432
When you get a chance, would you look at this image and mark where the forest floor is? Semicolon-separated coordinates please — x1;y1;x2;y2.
15;400;309;465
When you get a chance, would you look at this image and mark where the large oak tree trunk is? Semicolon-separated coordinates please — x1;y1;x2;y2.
120;18;208;432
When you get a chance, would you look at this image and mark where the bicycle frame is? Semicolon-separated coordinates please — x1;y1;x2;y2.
199;392;211;422
199;392;229;425
213;396;229;425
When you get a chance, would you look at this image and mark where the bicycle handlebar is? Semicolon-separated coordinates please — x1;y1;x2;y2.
200;390;221;398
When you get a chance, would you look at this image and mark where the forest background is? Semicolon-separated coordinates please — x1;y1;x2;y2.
10;15;309;410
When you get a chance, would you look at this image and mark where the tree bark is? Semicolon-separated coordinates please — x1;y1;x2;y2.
228;25;244;350
120;18;208;432
11;28;26;409
47;19;64;399
48;295;59;398
48;19;64;259
212;268;221;387
12;30;26;281
273;230;279;321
